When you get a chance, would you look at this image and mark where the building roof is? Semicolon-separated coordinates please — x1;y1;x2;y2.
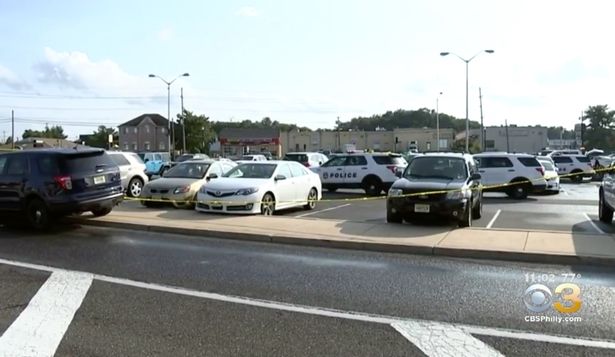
14;137;90;149
119;113;168;127
219;128;280;139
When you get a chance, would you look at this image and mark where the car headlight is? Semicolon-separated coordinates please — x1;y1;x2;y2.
388;188;403;197
173;186;191;194
446;190;468;200
236;187;259;196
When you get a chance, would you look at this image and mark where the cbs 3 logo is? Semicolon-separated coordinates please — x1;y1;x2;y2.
523;283;582;313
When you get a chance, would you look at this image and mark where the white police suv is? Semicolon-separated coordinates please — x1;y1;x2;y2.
474;153;547;199
314;153;407;196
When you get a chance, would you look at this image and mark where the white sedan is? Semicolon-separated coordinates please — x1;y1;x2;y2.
195;161;322;215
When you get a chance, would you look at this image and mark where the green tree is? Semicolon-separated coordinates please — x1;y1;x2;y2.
582;105;615;150
176;110;216;153
4;136;12;145
22;125;67;139
451;135;481;154
86;126;117;148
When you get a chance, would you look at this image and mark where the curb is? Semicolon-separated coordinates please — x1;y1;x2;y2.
71;218;615;267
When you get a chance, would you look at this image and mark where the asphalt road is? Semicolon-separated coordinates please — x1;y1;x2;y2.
0;225;614;356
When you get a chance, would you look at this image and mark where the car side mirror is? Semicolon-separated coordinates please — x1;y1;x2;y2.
395;170;403;178
275;174;287;181
471;173;481;181
144;159;150;163
207;173;218;181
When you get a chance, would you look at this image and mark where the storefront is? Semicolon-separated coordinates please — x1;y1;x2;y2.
218;128;282;158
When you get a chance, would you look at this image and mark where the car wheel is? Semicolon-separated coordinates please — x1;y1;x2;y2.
458;202;472;228
304;188;318;210
507;184;529;199
26;198;50;230
127;177;144;197
387;209;403;223
472;196;482;219
260;193;276;216
91;207;112;217
599;191;613;223
363;177;383;196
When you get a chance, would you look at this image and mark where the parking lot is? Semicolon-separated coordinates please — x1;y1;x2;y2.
118;181;608;235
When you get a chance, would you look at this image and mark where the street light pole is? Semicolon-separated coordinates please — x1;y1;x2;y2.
148;73;190;157
440;50;494;152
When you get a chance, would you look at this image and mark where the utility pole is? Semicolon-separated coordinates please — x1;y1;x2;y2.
479;87;484;152
579;112;584;151
505;119;510;152
2;131;5;143
11;110;14;149
181;87;186;154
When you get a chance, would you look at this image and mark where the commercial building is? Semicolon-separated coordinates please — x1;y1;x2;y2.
483;125;548;153
218;128;281;158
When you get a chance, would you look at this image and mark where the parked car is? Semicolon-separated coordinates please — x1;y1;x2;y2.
550;155;594;183
107;151;149;197
173;153;210;166
537;157;560;193
283;152;328;169
387;153;482;227
314;152;407;196
195;161;322;215
0;148;123;229
139;152;172;179
240;154;268;162
474;153;547;199
599;162;615;223
140;159;236;209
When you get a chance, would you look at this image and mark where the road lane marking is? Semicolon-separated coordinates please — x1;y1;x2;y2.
584;213;605;234
392;321;504;356
1;257;615;351
486;209;502;229
0;271;92;357
295;203;351;218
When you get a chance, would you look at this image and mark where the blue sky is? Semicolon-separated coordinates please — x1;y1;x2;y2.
1;0;614;141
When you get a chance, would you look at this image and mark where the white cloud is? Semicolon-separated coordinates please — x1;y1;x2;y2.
0;64;29;90
157;26;174;42
237;6;260;17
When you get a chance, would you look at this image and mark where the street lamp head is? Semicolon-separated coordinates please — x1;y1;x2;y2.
439;52;450;56
182;73;190;77
148;74;156;78
485;50;495;54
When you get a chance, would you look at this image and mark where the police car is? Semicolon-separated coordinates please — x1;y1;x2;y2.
314;152;407;196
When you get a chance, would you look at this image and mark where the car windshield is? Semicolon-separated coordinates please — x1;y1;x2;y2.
284;154;309;163
404;157;467;180
541;161;555;171
224;164;277;179
162;162;210;179
175;154;193;162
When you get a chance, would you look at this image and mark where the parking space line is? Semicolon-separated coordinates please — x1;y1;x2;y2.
583;213;605;234
486;209;502;229
295;204;351;218
0;271;93;356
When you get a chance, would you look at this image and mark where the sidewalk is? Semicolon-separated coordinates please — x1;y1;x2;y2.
71;206;615;266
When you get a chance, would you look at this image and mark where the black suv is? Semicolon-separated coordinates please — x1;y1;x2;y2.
386;153;482;227
0;148;123;229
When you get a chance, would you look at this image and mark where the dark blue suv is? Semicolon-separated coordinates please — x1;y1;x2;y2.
0;148;124;229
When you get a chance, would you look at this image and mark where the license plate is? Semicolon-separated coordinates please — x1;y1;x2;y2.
414;204;430;213
93;175;106;185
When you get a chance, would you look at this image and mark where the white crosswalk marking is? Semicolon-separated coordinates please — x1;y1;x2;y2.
0;271;92;357
392;321;504;357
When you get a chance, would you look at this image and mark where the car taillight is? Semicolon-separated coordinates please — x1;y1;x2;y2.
54;175;73;190
387;165;397;174
536;167;544;176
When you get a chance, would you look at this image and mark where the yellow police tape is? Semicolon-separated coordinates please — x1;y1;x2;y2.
124;166;607;207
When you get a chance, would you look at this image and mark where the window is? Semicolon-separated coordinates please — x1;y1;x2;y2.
5;156;28;175
289;163;307;177
576;156;590;163
373;155;406;165
277;164;293;179
132;143;137;151
129;153;144;164
123;143;129;150
161;128;166;134
59;152;115;173
346;156;367;166
477;157;514;168
284;154;309;163
517;157;541;167
322;156;347;167
159;142;165;150
144;142;151;151
485;140;495;149
109;154;130;166
552;156;573;164
124;127;128;134
145;125;150;133
405;157;467;180
0;155;8;174
133;127;138;134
